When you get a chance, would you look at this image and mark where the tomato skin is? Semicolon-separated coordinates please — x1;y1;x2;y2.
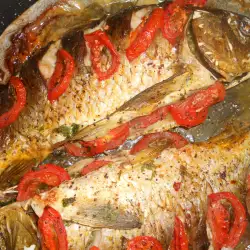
162;3;188;45
127;236;163;250
130;131;188;154
168;81;226;127
126;8;164;62
129;106;169;129
208;192;247;248
85;30;120;81
169;216;189;250
81;160;112;176
38;206;68;250
207;201;230;250
0;76;26;129
175;0;207;7
65;123;130;157
17;164;70;201
90;247;100;250
48;49;75;103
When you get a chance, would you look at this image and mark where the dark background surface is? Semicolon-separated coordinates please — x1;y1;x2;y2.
0;0;37;35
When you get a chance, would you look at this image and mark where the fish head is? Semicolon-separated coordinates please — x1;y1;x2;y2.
185;8;250;82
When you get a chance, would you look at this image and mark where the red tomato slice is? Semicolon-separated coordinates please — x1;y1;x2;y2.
169;216;189;250
183;0;207;7
81;160;112;176
65;123;130;157
90;247;100;250
48;49;75;103
162;3;188;45
207;201;230;250
130;131;188;154
168;81;226;127
129;106;169;129
208;192;247;248
17;164;70;201
126;8;164;62
38;206;68;250
0;76;26;129
85;30;120;81
127;236;163;250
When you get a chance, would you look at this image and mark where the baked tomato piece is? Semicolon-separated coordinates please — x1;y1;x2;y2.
168;81;226;127
127;236;163;250
85;30;120;81
169;216;189;250
130;131;188;154
17;164;70;201
126;8;164;61
208;192;247;249
81;160;112;176
162;3;188;45
0;76;26;129
38;206;68;250
48;49;75;103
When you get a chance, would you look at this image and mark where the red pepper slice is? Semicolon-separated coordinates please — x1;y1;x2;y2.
126;8;164;62
169;216;189;250
85;30;120;81
90;247;100;250
0;76;26;129
48;49;75;103
207;201;230;250
38;206;68;250
81;160;112;176
127;236;163;250
129;106;169;129
130;131;188;154
65;123;130;157
162;3;188;45
17;164;70;201
208;192;247;248
168;81;226;127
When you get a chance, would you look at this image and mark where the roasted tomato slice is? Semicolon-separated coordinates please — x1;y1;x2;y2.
81;160;112;176
0;76;26;129
65;123;130;157
17;164;70;201
129;106;169;129
207;201;230;250
126;8;164;62
208;192;247;249
85;30;120;81
169;216;189;250
127;236;163;250
90;247;100;250
130;131;188;154
162;3;188;45
48;49;75;103
168;81;226;127
38;206;68;250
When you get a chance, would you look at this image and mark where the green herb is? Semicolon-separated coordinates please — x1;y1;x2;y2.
141;162;156;180
56;123;80;138
62;197;76;207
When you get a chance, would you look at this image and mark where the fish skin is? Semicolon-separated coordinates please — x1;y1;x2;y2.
0;7;177;176
30;131;250;249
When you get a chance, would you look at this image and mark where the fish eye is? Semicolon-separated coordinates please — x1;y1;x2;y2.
240;17;250;36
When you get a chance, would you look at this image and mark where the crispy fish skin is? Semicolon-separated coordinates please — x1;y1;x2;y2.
0;8;177;174
30;131;250;249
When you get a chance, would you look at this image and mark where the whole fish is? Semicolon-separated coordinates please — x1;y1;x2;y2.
28;129;250;249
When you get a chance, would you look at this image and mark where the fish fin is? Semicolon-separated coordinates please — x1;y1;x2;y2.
0;159;37;190
65;204;141;230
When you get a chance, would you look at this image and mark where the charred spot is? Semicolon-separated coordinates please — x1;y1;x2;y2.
62;30;87;73
106;8;132;44
0;84;14;116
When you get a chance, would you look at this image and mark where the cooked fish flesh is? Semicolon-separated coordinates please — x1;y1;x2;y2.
28;130;250;249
